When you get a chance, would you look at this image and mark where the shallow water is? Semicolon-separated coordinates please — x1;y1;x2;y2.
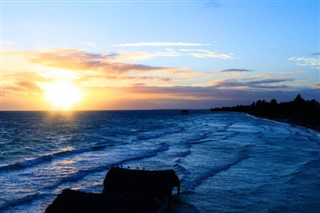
1;110;319;212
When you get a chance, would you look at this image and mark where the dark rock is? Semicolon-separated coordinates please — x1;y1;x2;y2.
46;168;180;213
103;167;180;208
46;188;154;213
46;189;102;212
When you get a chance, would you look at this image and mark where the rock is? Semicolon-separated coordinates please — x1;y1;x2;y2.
103;167;180;208
46;167;180;213
46;189;107;213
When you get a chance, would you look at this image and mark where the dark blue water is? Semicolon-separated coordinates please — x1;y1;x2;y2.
0;110;319;212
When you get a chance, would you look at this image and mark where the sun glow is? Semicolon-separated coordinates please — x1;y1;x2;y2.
44;81;83;110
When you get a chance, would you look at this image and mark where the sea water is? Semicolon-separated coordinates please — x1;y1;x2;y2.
0;110;319;212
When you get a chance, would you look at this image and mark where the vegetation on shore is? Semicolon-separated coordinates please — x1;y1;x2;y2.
211;95;320;131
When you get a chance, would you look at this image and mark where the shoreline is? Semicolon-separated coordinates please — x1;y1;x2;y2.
211;95;320;133
247;113;320;132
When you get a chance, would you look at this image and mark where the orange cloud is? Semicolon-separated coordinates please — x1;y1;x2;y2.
6;48;213;87
20;48;167;74
3;81;43;97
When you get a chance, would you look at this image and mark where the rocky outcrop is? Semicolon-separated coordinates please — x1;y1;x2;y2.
103;167;180;208
46;167;180;213
46;189;110;213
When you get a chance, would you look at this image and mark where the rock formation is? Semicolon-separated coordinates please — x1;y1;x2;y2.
46;167;180;213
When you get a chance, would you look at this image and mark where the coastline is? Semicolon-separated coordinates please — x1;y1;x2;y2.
211;95;320;132
246;113;320;132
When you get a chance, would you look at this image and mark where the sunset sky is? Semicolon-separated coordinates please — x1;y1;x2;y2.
1;0;319;110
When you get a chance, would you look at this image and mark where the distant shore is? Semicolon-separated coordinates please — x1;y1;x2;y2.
248;113;320;132
211;94;320;132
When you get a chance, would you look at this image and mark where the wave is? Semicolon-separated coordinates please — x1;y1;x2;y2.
185;151;249;191
136;128;183;141
0;127;181;173
54;142;169;187
0;192;43;211
137;132;168;140
0;144;108;173
185;132;210;143
175;149;192;158
285;157;320;184
45;143;169;190
0;143;170;211
173;163;192;178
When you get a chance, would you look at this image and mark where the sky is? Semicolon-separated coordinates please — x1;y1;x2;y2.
1;0;319;110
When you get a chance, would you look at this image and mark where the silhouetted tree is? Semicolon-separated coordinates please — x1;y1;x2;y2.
294;94;305;104
211;94;320;130
270;99;277;105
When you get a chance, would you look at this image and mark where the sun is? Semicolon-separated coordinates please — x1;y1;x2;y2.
44;81;83;110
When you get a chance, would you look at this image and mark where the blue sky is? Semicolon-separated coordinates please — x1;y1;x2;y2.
2;1;319;110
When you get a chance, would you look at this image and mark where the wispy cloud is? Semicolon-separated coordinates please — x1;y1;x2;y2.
3;81;43;97
221;68;251;72
4;48;213;89
179;49;233;59
19;48;231;74
289;53;320;69
81;41;97;48
209;78;295;90
115;48;233;61
312;82;320;88
17;81;42;91
114;42;210;47
104;75;172;82
115;49;181;61
19;48;167;74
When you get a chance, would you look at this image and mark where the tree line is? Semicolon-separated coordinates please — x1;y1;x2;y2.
211;94;320;130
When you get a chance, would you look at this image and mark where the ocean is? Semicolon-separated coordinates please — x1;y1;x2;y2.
0;110;319;212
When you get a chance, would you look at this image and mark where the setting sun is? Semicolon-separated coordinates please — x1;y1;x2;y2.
44;81;83;110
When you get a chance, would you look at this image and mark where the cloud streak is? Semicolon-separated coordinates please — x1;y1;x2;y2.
115;42;210;47
221;69;251;72
179;49;233;59
289;54;320;69
116;49;234;61
22;48;168;73
93;74;173;83
81;41;97;48
3;81;43;97
209;78;295;90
